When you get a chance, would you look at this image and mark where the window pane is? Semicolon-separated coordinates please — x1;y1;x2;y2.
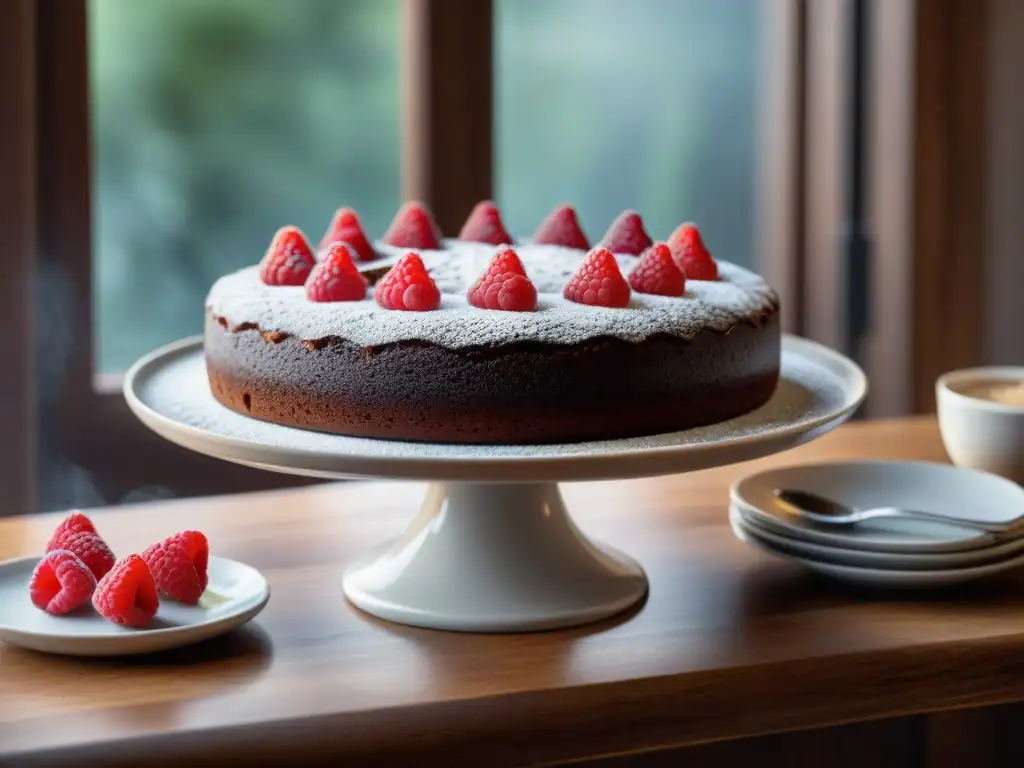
496;0;761;268
89;0;400;372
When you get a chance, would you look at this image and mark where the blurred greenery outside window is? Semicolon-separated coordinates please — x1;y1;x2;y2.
90;0;759;373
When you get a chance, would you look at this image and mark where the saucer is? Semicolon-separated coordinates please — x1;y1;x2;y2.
0;555;270;656
731;461;1024;554
731;504;1024;571
730;509;1024;589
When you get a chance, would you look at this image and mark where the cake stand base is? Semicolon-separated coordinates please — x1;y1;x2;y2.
342;482;647;632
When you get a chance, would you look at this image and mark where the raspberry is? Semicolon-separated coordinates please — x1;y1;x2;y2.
467;247;537;312
382;201;443;250
92;554;160;628
532;204;590;250
46;510;96;541
29;550;97;616
317;207;377;262
305;243;368;302
628;242;686;296
47;512;115;580
259;226;316;286
600;210;653;255
563;247;631;308
141;531;210;605
458;200;513;245
374;252;442;311
668;223;719;281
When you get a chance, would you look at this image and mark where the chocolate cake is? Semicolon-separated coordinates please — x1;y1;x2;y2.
204;203;781;444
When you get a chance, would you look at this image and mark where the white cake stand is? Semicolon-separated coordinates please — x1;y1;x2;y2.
123;334;866;633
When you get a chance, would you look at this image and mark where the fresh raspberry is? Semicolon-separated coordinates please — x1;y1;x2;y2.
382;201;443;250
562;247;631;308
532;204;590;250
317;207;377;262
374;252;442;311
29;550;97;616
458;200;513;245
628;242;686;297
668;223;719;281
46;510;96;541
92;554;160;628
305;243;368;303
467;247;537;312
141;531;210;605
47;512;115;580
259;226;316;286
600;210;653;255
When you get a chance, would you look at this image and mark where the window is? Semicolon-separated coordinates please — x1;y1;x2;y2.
496;0;761;269
89;0;401;372
8;0;992;516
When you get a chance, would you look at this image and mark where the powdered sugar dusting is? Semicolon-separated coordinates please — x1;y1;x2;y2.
206;240;778;348
134;338;858;469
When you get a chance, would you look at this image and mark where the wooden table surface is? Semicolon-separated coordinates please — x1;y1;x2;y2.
4;416;1024;767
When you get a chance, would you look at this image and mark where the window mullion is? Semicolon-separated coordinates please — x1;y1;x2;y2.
400;0;494;234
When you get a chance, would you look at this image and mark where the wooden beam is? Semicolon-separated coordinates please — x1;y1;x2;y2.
400;0;493;235
35;0;95;416
802;0;848;352
982;0;1024;365
0;0;38;516
757;0;807;336
910;0;988;411
865;0;915;417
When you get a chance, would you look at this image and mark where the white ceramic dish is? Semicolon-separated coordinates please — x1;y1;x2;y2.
120;334;866;633
0;555;270;656
730;510;1024;589
731;504;1024;570
731;461;1024;554
937;366;1024;484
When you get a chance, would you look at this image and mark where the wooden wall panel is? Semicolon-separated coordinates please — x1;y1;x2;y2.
0;0;38;516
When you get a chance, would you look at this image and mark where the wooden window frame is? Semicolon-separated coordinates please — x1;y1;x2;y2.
800;0;994;418
7;0;812;513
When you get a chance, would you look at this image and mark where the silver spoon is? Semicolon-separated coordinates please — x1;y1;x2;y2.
774;488;1023;534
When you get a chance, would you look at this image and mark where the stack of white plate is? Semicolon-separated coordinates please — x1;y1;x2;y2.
729;461;1024;589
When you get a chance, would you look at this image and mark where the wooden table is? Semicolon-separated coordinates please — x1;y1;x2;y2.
3;417;1024;767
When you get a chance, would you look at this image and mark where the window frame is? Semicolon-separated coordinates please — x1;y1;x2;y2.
0;0;38;517
9;0;821;512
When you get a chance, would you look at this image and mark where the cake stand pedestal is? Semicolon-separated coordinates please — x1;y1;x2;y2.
124;335;866;633
343;482;645;631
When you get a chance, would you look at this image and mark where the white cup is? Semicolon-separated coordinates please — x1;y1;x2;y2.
936;367;1024;485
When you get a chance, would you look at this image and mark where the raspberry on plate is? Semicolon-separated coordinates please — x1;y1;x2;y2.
46;511;115;580
93;554;160;628
629;242;686;297
374;252;442;311
318;207;377;262
141;531;210;606
668;223;719;281
467;247;537;312
29;550;97;616
532;204;590;250
600;210;653;256
563;247;631;308
259;226;316;286
305;243;368;303
459;200;513;245
382;201;443;250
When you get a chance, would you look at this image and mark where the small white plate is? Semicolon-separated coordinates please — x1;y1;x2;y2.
0;555;270;656
731;461;1024;554
730;509;1024;589
731;504;1024;570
